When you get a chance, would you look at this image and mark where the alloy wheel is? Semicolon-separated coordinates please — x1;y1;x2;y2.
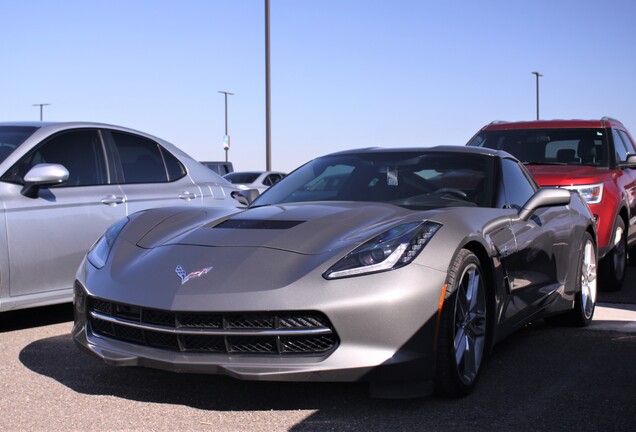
452;263;487;385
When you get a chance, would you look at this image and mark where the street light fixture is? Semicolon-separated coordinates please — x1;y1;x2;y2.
531;72;543;120
218;91;234;162
32;103;51;121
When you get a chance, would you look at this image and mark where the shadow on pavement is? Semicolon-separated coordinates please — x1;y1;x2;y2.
18;322;636;431
0;303;73;332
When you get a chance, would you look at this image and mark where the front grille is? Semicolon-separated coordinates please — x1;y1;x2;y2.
87;297;338;355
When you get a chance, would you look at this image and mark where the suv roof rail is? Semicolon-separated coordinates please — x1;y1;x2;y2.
489;120;508;125
601;116;624;126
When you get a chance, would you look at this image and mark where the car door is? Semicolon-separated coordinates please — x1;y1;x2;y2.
496;158;573;323
613;129;636;242
105;130;204;214
0;128;126;301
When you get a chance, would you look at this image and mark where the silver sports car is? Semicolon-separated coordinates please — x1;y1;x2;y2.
73;146;597;398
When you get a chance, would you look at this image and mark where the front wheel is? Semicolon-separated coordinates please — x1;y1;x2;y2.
435;249;487;397
600;216;626;292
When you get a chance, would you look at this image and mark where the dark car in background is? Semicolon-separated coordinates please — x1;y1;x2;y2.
200;161;234;176
467;117;636;290
0;122;239;312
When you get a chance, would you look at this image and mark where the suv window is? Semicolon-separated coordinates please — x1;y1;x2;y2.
611;129;630;163
469;128;610;168
0;129;107;186
111;132;185;183
500;158;535;209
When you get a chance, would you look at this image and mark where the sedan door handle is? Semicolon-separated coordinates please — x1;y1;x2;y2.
101;195;126;206
178;191;198;201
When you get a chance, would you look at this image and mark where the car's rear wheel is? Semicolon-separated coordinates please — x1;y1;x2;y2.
600;216;626;291
547;232;597;326
435;249;487;397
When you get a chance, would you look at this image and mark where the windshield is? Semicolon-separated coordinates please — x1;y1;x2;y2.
0;126;39;164
468;128;609;168
252;151;495;210
224;172;261;184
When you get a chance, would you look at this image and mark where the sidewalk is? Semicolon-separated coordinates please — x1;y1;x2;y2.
590;302;636;332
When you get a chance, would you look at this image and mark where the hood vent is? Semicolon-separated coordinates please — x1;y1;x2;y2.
211;219;306;230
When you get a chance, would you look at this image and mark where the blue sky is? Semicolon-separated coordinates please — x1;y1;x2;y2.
2;0;636;172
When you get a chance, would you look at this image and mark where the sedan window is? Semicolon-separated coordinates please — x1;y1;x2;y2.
111;132;178;183
0;126;39;164
1;129;107;186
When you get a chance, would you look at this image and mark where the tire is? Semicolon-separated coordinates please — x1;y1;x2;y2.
435;249;487;397
599;216;626;292
546;232;597;327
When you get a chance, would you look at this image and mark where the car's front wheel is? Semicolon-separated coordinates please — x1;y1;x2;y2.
600;216;626;291
435;249;487;397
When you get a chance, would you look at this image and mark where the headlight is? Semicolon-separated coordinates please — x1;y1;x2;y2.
323;221;442;279
561;183;604;204
87;217;129;269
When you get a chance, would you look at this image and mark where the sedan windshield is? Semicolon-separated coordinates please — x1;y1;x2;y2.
468;128;609;168
0;126;39;164
253;151;495;210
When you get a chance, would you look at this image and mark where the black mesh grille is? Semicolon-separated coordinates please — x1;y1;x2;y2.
87;297;338;356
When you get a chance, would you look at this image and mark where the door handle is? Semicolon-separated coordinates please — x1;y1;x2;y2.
101;195;126;206
178;191;198;201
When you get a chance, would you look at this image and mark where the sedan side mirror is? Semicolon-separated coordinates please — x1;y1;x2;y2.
21;163;69;198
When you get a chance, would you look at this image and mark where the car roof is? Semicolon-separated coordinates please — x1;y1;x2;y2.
327;145;507;159
480;117;625;131
0;121;163;138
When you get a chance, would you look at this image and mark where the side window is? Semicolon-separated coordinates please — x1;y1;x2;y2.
612;129;629;162
111;132;184;183
264;174;282;186
0;129;107;186
618;130;636;154
501;158;536;209
161;147;187;181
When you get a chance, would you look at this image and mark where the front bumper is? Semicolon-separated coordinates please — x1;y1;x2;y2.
73;257;447;385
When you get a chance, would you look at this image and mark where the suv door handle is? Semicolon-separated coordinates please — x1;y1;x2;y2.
101;195;126;206
178;191;198;201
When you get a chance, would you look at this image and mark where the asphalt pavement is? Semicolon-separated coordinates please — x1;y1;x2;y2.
0;268;634;431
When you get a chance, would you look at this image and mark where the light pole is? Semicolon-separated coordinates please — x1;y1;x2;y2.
32;103;51;121
265;0;272;171
218;91;234;162
531;71;543;120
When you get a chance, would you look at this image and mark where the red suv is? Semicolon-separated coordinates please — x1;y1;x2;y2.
467;118;636;291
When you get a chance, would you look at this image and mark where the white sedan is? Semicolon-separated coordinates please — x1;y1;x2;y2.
223;171;286;192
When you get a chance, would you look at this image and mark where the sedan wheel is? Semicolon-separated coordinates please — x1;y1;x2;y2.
435;249;487;397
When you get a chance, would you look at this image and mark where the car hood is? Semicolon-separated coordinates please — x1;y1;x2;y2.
135;202;432;255
525;164;612;186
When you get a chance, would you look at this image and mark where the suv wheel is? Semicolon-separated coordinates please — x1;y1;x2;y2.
599;216;627;291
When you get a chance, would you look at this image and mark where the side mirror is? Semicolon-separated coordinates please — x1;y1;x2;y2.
518;187;571;221
618;154;636;169
21;163;69;198
232;188;260;206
